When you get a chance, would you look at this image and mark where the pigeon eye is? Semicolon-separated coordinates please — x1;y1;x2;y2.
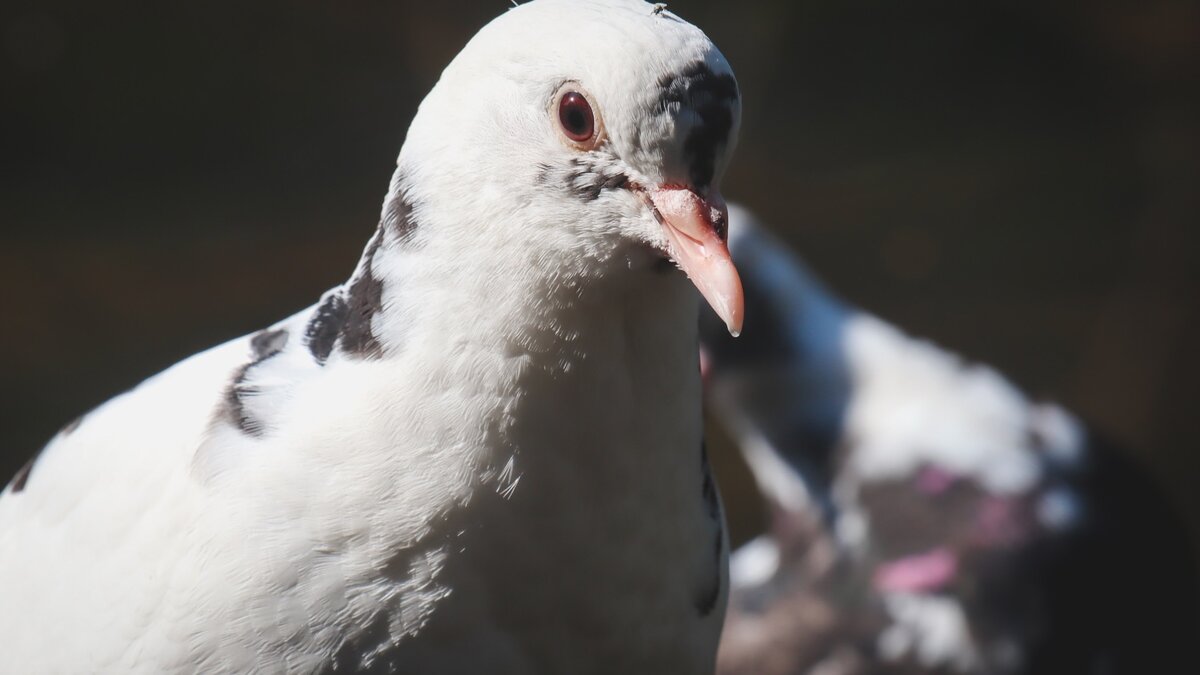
552;83;603;150
558;91;594;142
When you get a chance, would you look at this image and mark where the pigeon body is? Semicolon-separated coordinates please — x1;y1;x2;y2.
703;206;1199;674
0;2;743;672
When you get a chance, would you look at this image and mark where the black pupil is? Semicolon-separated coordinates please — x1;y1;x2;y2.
560;92;593;140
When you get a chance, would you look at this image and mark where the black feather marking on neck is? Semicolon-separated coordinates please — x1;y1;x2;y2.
306;292;348;365
655;61;739;190
384;181;419;240
305;177;419;364
339;229;385;359
302;231;385;364
695;439;725;616
224;327;289;437
250;327;289;361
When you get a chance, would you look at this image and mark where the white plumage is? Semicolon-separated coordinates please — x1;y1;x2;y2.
0;2;744;672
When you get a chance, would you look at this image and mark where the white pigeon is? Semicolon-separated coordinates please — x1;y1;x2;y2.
703;205;1198;674
0;2;745;672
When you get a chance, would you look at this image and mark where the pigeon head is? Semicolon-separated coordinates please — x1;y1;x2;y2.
392;0;744;334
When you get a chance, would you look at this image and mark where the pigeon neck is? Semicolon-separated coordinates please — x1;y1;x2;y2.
346;167;698;365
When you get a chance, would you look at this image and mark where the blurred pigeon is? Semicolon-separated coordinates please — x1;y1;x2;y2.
0;2;744;672
702;205;1198;674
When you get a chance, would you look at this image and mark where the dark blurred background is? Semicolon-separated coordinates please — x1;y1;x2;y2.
2;1;1198;555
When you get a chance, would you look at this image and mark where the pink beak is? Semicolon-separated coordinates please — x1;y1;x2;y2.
648;187;744;336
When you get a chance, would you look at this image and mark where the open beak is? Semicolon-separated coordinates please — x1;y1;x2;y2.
646;186;744;336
